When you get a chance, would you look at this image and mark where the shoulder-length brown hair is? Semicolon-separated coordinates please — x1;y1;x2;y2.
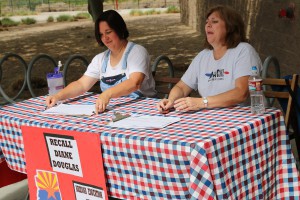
203;5;247;49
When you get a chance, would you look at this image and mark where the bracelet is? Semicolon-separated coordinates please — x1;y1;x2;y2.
203;97;208;108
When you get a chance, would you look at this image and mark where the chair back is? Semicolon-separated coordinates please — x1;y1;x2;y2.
263;74;300;157
153;76;180;98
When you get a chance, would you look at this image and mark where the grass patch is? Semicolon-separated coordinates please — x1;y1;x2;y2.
130;9;144;16
56;14;75;22
1;10;38;17
144;9;161;15
130;7;180;16
0;17;20;27
166;6;180;13
21;17;37;25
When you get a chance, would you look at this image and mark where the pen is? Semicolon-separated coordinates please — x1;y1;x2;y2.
44;103;59;111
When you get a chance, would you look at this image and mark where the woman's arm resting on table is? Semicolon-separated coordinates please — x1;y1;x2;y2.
46;75;98;107
205;76;249;108
172;76;249;112
95;72;145;113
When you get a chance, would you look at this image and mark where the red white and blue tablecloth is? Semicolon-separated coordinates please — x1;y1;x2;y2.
0;94;299;199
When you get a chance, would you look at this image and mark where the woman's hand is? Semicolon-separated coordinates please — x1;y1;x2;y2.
95;92;111;114
45;95;59;108
174;97;201;112
157;99;174;113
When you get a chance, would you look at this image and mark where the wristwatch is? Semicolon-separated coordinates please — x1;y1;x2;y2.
203;97;208;108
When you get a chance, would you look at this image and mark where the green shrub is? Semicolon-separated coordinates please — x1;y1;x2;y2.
74;12;91;20
56;14;75;22
21;17;36;25
47;16;54;22
1;18;20;27
144;9;161;15
166;6;180;13
129;9;144;16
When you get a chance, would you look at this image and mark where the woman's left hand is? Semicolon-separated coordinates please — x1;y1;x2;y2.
95;93;110;114
174;97;201;112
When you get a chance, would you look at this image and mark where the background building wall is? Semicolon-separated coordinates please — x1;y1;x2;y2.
179;0;299;76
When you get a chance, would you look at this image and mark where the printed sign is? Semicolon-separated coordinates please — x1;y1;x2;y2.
44;134;82;177
22;126;108;200
73;181;106;200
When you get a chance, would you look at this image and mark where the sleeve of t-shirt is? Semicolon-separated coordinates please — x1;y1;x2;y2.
84;52;105;79
181;52;203;90
126;44;150;80
233;43;262;80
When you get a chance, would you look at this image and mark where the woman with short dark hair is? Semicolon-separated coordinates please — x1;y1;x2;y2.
46;10;156;113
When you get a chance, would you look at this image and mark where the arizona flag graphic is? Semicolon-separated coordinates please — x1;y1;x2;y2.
35;170;62;200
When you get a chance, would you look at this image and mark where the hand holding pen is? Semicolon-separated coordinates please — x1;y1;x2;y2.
45;95;60;109
157;99;174;113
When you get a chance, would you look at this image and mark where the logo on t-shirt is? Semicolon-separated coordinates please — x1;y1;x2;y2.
205;69;229;81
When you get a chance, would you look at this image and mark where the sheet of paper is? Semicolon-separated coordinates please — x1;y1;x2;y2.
107;115;180;129
42;104;95;116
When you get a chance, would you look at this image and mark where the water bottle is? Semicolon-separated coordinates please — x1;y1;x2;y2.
248;66;265;114
47;61;64;96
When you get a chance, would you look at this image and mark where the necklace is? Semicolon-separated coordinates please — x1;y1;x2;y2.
111;41;127;58
110;41;127;67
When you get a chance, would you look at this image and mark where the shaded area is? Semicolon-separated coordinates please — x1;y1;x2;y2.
0;13;203;99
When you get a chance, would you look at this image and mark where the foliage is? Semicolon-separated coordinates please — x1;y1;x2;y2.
130;9;144;16
21;17;37;25
130;6;179;16
166;5;180;13
144;9;161;15
74;12;91;20
56;14;75;22
1;0;88;7
47;16;54;22
0;17;19;27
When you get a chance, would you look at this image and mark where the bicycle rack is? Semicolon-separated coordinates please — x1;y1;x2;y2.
26;54;57;97
152;55;175;98
0;53;28;104
262;55;281;107
63;54;89;86
0;53;179;104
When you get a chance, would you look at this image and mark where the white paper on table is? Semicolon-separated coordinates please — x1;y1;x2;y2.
42;104;95;116
107;115;180;129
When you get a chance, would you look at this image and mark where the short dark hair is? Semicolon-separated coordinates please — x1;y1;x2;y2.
203;5;246;49
95;10;129;46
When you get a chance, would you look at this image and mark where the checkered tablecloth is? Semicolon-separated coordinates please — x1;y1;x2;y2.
0;148;4;164
0;94;299;199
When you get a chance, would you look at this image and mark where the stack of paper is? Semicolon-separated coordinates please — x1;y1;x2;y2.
107;115;180;129
43;104;95;116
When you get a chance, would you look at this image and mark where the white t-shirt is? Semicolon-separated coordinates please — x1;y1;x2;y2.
84;42;156;97
181;42;262;98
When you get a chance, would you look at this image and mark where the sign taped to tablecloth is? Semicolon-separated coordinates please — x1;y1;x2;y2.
22;126;108;200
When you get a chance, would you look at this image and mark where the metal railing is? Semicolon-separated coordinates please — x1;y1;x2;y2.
0;53;89;105
0;53;177;105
